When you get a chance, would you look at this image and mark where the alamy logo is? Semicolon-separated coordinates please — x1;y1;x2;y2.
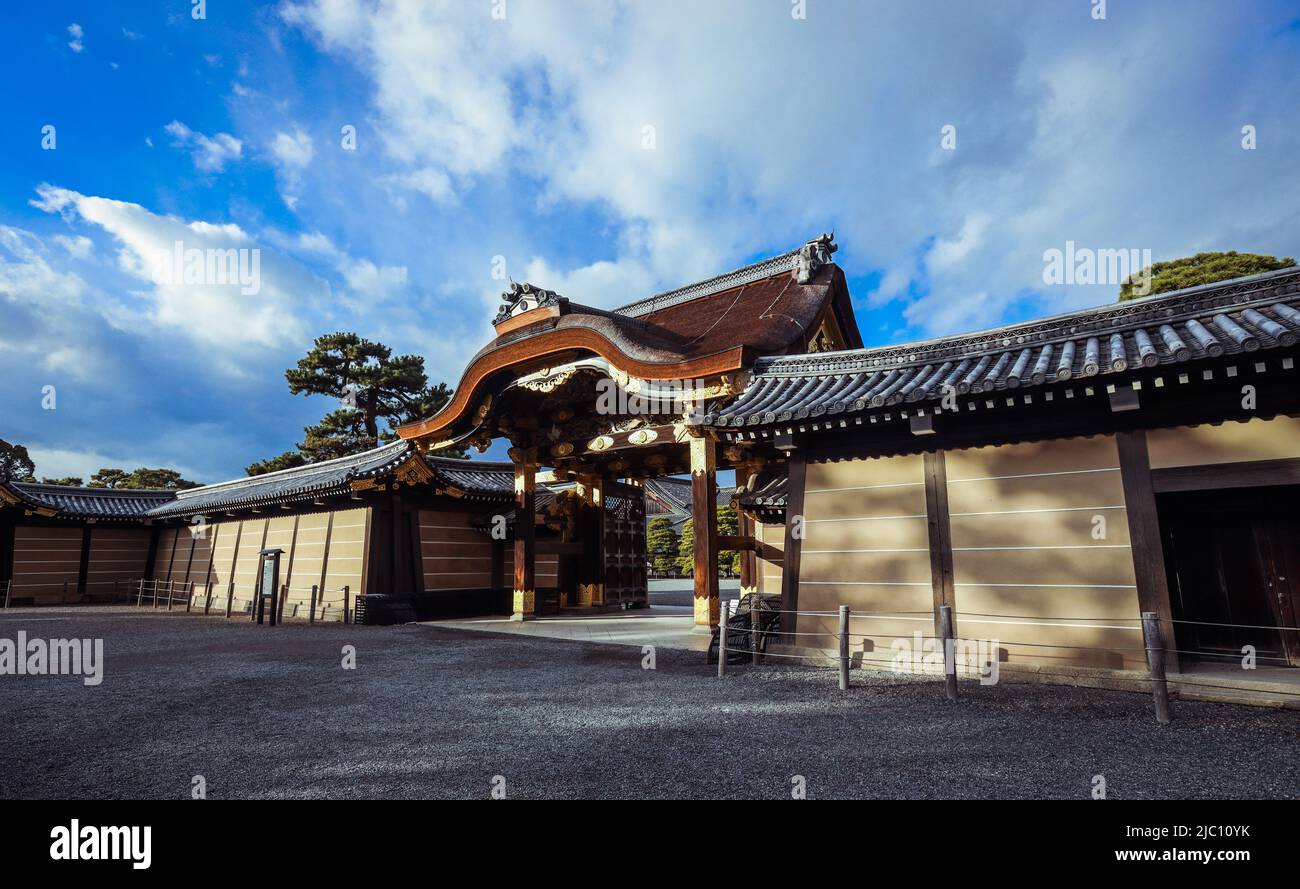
1042;241;1152;295
150;240;262;295
50;820;151;869
0;633;103;686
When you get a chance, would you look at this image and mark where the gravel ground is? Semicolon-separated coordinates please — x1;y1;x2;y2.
0;609;1296;800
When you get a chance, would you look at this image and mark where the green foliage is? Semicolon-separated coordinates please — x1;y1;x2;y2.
248;331;464;475
0;439;36;482
676;518;694;576
41;476;84;487
89;468;200;489
245;451;308;477
717;505;738;577
1119;251;1295;301
646;516;680;575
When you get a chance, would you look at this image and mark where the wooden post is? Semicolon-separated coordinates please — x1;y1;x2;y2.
204;582;213;615
309;584;318;625
511;448;537;621
838;605;850;691
779;453;807;645
137;578;145;607
717;614;728;678
185;581;194;612
690;435;719;628
166;579;175;611
735;464;757;594
1142;611;1172;724
343;585;351;624
1118;432;1178;672
940;604;958;702
225;582;234;618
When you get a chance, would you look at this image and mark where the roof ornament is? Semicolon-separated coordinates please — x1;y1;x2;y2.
494;281;564;326
793;232;837;284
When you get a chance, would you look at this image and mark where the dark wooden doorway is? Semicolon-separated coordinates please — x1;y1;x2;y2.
1158;485;1300;667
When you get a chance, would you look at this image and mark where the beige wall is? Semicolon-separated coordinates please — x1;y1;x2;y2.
756;520;784;594
85;527;152;598
945;435;1143;670
183;506;369;620
1146;415;1300;468
798;455;934;657
419;510;495;591
10;526;82;604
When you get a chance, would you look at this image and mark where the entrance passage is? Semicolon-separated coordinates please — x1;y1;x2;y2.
1159;485;1300;667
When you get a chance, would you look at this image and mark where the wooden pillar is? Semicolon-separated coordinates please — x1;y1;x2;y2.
735;465;757;595
576;474;605;607
1116;430;1178;671
780;453;808;640
511;448;537;621
76;525;93;600
690;436;719;627
923;450;957;638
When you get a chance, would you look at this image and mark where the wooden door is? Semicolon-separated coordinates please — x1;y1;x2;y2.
1159;486;1298;667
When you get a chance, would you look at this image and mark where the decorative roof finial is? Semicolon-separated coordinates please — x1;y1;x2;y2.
793;232;837;284
494;281;565;326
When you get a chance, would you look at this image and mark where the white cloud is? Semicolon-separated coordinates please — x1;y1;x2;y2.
272;128;314;167
67;23;83;53
279;0;1300;340
53;234;94;259
30;184;319;358
164;120;243;172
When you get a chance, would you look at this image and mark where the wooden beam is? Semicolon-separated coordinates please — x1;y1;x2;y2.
780;454;807;634
717;535;757;551
734;465;757;593
690;436;719;627
1116;431;1177;670
1151;457;1300;493
923;450;956;636
512;448;537;621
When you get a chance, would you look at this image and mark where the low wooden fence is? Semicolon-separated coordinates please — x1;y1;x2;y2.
717;604;1300;721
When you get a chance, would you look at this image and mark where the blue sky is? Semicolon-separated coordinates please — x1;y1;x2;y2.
2;0;1298;483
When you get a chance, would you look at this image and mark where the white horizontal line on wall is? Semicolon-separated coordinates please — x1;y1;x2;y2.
806;482;924;494
806;514;927;523
799;580;930;586
953;544;1131;551
950;505;1125;517
946;467;1119;484
804;548;930;554
957;617;1141;632
953;582;1137;589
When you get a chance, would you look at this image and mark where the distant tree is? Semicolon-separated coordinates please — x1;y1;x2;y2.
646;517;679;576
88;468;131;489
676;519;694;577
247;332;464;474
245;451;308;477
1120;251;1295;301
89;468;200;490
41;476;84;487
0;440;36;482
717;505;739;577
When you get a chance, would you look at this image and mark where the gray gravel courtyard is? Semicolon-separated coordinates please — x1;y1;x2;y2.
0;609;1296;800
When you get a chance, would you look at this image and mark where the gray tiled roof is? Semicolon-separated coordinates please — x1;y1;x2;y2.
704;267;1300;427
2;444;524;523
145;441;418;517
4;482;176;519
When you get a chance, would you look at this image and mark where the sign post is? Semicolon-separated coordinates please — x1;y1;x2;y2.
255;549;284;627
